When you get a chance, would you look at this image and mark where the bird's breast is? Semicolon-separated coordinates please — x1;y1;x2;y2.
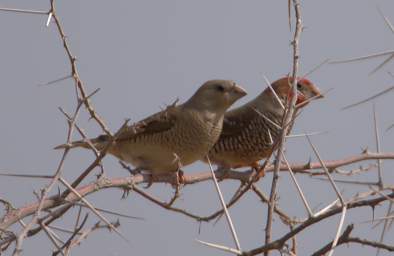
209;111;283;167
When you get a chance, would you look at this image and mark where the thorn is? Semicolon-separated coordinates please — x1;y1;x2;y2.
372;205;376;222
46;12;53;27
304;157;312;169
198;221;202;235
169;97;179;107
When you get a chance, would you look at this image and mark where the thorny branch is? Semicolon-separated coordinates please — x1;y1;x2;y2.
0;0;122;253
242;192;394;256
1;150;394;231
311;224;394;255
264;1;303;254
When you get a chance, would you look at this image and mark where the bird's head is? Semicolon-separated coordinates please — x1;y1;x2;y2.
185;80;247;113
268;76;323;109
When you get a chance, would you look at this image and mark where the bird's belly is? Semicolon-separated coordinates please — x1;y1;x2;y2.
108;114;221;173
114;143;175;173
210;137;271;168
212;151;266;168
113;139;212;174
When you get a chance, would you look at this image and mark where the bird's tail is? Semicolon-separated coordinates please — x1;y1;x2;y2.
54;135;109;150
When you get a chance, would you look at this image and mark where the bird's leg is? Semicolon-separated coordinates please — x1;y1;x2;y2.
252;162;266;179
119;161;143;176
217;166;231;182
118;161;157;188
144;172;157;189
95;163;105;179
175;169;185;186
121;187;132;199
172;153;185;186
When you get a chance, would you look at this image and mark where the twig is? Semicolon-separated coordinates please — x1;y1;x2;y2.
72;202;144;221
243;192;394;256
165;185;181;207
263;75;285;110
306;135;345;205
313;177;379;186
196;239;241;255
40;222;65;256
286;131;327;138
54;214;88;256
281;151;314;217
264;1;303;253
376;201;393;256
329;50;394;64
327;205;347;256
3;151;394;230
251;185;301;225
301;58;330;78
312;223;394;255
311;224;354;256
62;119;129;197
132;186;206;220
38;74;72;87
377;5;394;34
252;107;282;130
373;105;384;188
0;7;48;15
49;0;111;135
65;221;120;253
342;85;394;110
11;135;71;255
206;156;241;251
314;199;339;217
370;54;394;75
58;177;128;242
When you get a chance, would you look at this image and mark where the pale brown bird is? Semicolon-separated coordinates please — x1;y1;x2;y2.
55;80;246;174
207;77;323;171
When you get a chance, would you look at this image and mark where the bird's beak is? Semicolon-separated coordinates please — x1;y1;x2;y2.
231;84;247;98
310;84;324;99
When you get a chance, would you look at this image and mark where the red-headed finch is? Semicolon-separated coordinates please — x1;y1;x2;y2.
207;77;323;171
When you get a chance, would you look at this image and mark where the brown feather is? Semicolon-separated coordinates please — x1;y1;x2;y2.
208;76;322;169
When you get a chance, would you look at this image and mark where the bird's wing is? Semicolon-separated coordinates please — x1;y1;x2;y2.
115;105;179;142
220;104;257;138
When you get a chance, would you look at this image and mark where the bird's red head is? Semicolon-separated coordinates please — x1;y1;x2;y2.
267;76;323;108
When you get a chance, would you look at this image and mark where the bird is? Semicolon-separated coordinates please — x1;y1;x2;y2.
207;76;323;172
55;80;247;175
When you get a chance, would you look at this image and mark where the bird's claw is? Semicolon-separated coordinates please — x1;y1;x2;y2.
144;173;156;189
252;162;265;180
119;161;142;176
121;187;132;199
174;169;185;187
216;167;230;182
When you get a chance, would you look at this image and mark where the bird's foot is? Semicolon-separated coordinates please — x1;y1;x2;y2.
119;161;142;176
144;173;157;189
216;166;231;182
143;169;185;189
252;162;265;180
173;169;185;187
121;187;132;199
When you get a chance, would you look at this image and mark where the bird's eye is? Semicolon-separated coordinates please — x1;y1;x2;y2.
216;84;225;92
297;83;302;90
